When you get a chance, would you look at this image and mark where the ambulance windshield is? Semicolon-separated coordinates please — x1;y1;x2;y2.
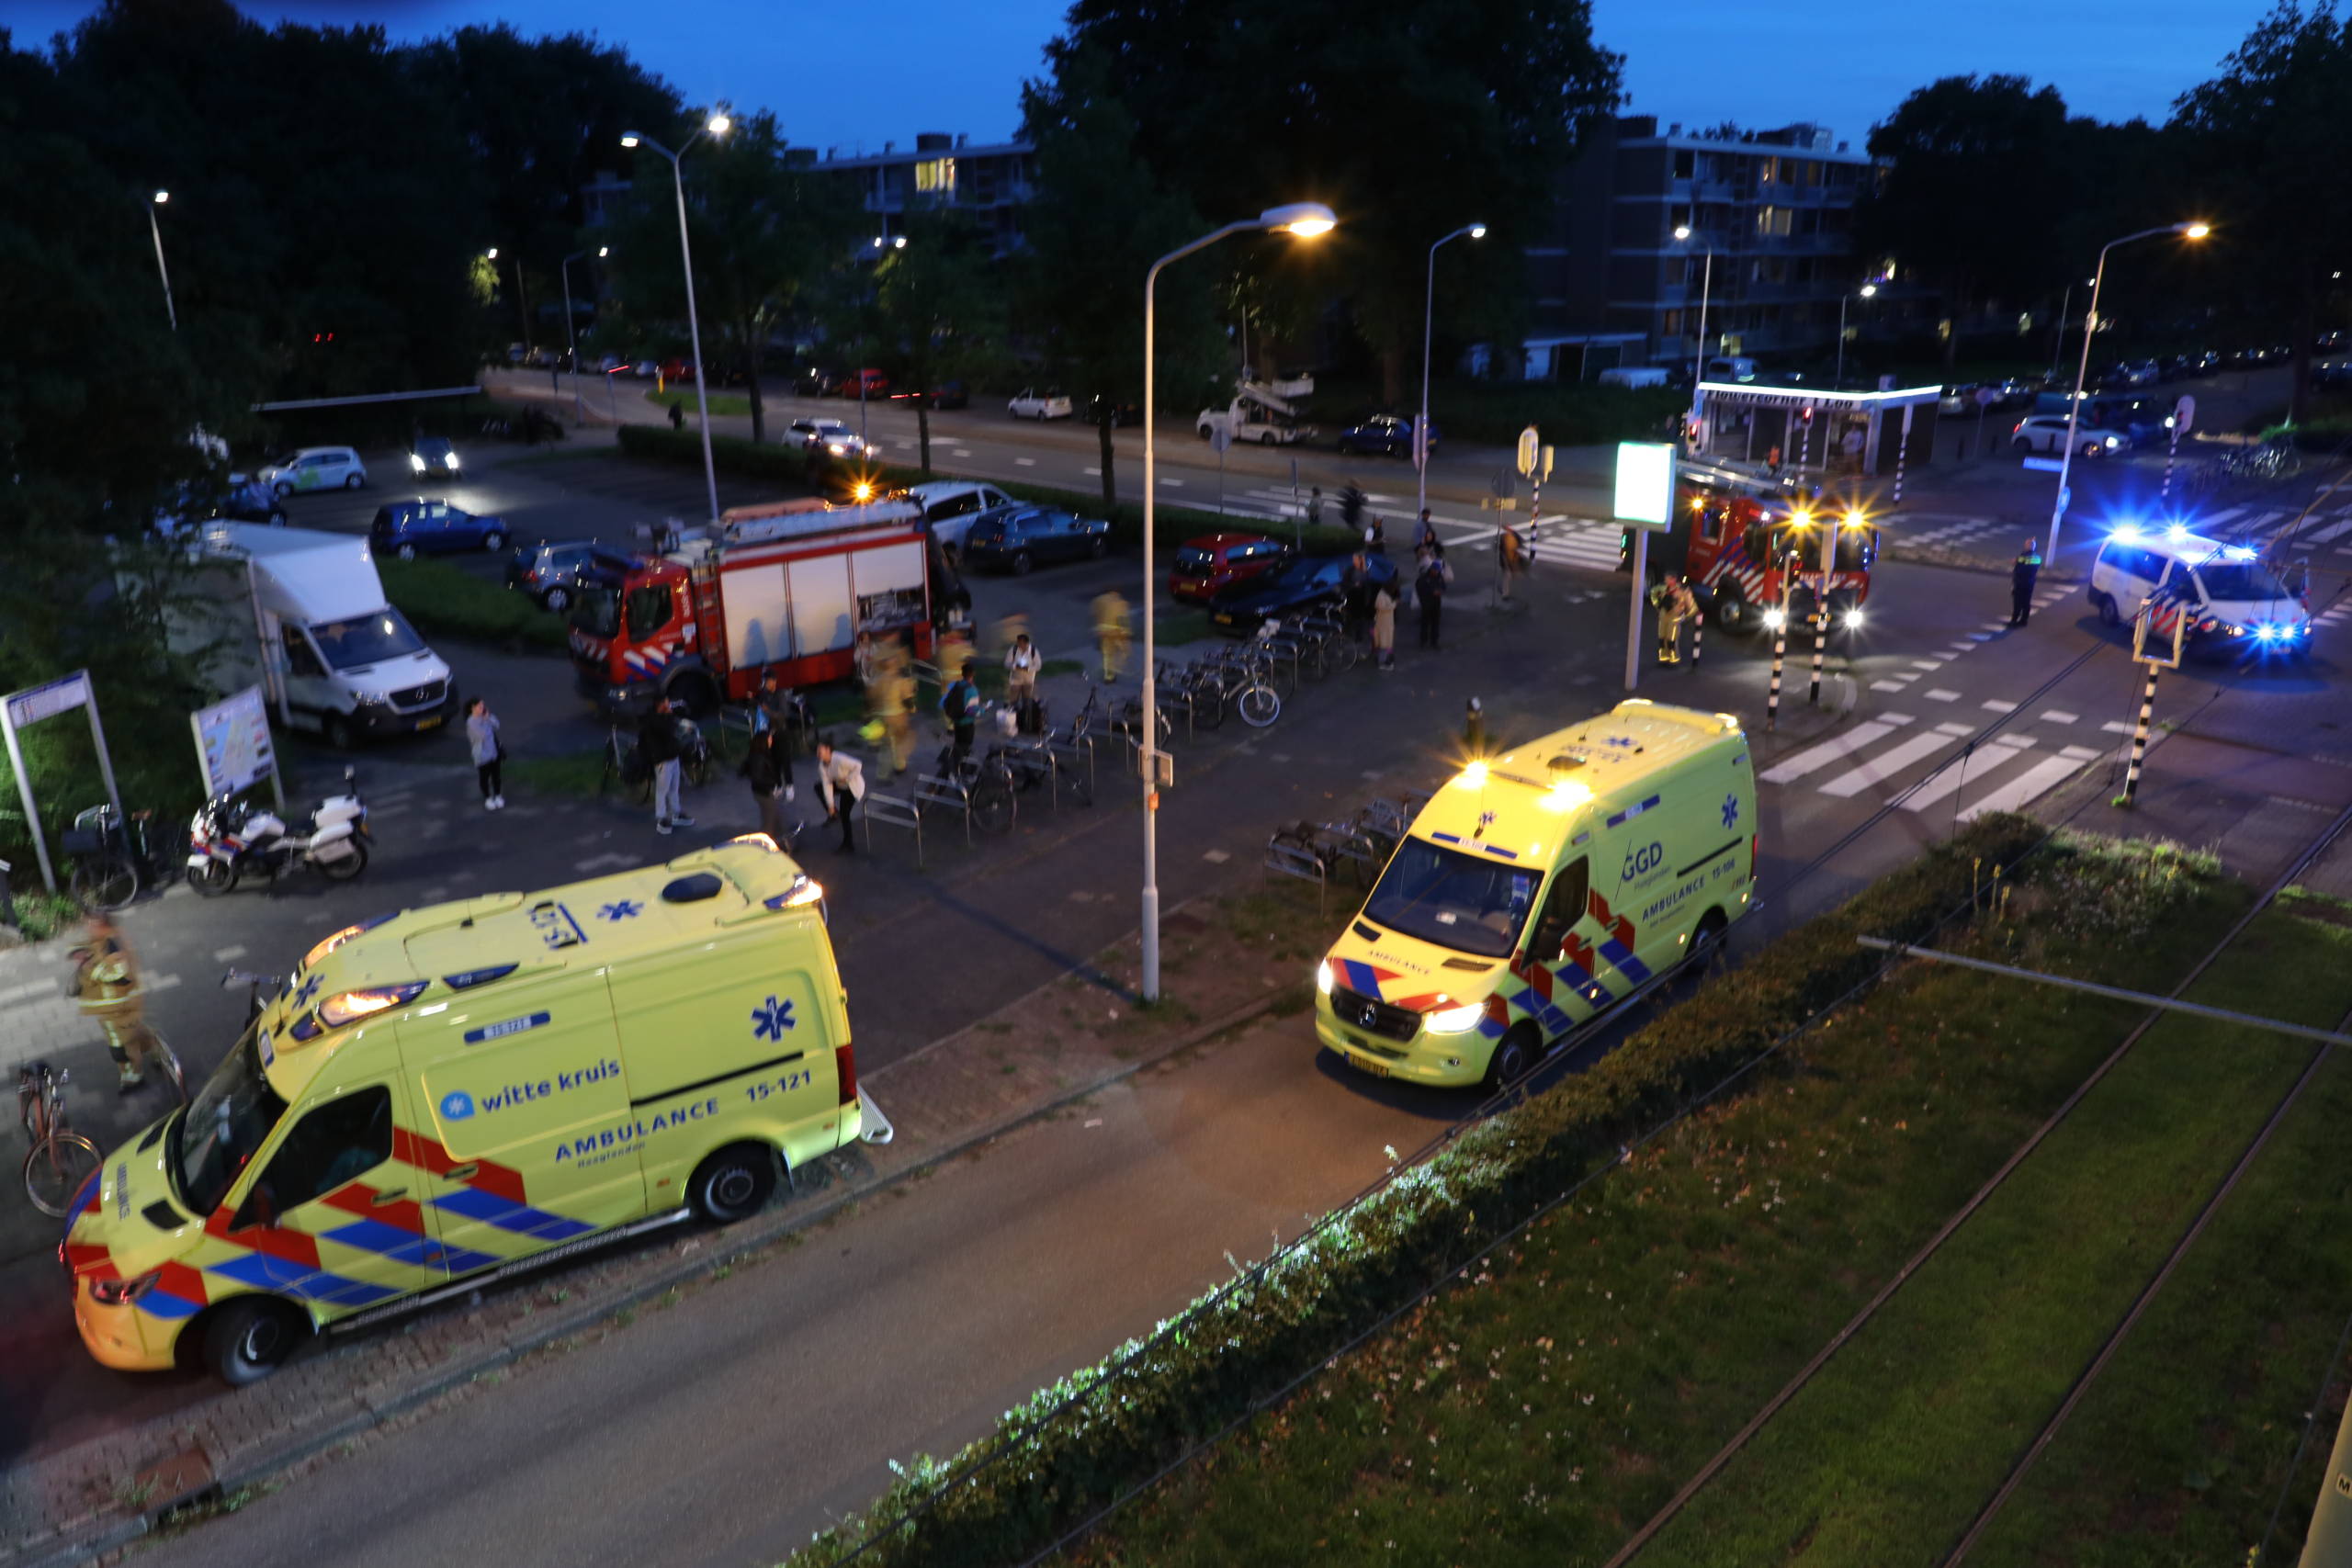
1363;839;1542;958
169;1022;289;1217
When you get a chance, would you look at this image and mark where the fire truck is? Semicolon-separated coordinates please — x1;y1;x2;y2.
570;495;953;716
1617;459;1877;636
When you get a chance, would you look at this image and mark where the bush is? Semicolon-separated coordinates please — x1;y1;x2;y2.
378;558;569;653
782;814;2052;1568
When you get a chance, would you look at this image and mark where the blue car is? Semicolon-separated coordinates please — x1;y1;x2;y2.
1209;553;1398;633
1337;412;1437;458
370;498;510;558
959;504;1112;575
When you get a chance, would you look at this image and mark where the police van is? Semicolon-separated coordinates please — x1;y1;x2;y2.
64;837;870;1383
1316;700;1756;1089
2087;524;2311;658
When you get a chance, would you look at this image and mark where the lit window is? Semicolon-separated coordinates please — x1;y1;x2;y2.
914;158;956;194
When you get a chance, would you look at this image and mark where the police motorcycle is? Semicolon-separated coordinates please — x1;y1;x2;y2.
187;768;369;896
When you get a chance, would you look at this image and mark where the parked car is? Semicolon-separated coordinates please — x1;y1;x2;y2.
2312;361;2352;392
905;479;1018;552
1936;384;1978;414
1089;395;1142;427
657;358;695;383
596;355;628;375
839;367;888;400
797;366;839;397
369;498;509;558
1170;532;1292;604
958;503;1111;574
409;435;461;477
153;476;286;535
1007;387;1073;421
1336;412;1437;458
1209;552;1397;632
258;446;367;496
889;379;967;411
504;539;638;612
631;359;659;378
2011;415;2124;458
789;417;868;458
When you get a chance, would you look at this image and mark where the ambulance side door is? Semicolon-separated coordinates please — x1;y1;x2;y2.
213;1075;442;1312
1523;854;1607;1020
397;974;648;1272
1588;799;1671;997
605;929;839;1201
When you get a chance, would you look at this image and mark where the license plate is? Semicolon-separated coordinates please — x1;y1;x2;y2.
416;715;443;729
1349;1052;1388;1078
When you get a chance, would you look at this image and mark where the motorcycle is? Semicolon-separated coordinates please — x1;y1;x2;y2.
187;768;370;896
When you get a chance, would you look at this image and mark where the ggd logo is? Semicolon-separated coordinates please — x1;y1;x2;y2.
1621;841;1663;882
439;1089;476;1122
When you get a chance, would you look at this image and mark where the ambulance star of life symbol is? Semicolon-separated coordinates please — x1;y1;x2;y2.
291;973;322;1009
597;899;645;921
1474;808;1497;839
752;995;796;1041
1722;793;1740;830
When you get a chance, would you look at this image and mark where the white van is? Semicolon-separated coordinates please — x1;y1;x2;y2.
258;446;368;496
905;479;1017;551
179;525;458;747
2088;525;2312;658
1704;356;1758;384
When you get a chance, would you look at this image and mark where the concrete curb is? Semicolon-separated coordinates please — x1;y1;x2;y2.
0;925;1297;1568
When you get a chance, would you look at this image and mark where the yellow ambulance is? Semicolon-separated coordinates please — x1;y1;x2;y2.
63;836;865;1384
1315;700;1756;1088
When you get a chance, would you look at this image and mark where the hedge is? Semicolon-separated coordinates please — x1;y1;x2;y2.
378;557;570;654
782;812;2052;1568
614;424;1367;557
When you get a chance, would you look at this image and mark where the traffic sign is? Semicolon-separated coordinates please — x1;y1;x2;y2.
1516;426;1539;478
2174;394;2196;434
1209;422;1233;454
1974;385;1999;407
1613;442;1676;528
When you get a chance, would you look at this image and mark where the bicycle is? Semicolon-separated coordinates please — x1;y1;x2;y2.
63;806;175;913
19;1062;102;1218
927;732;1017;836
602;726;654;804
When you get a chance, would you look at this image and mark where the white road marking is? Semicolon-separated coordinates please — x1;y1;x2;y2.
574;852;640;872
1926;689;1962;702
1982;699;2017;713
1015;457;1035;467
1084;467;1102;476
1819;728;1967;797
1959;752;2091;819
1871;681;1906;693
1909;660;1944;671
1903;736;2035;811
2041;710;2079;725
2102;720;2135;734
213;945;248;962
1160;479;1184;488
951;448;973;457
1759;715;1916;784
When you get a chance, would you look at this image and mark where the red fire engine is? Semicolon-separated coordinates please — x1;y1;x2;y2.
1618;462;1877;635
570;496;949;716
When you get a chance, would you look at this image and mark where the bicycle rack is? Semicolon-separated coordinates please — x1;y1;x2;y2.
862;791;924;866
912;772;978;846
1262;837;1329;914
1047;730;1098;797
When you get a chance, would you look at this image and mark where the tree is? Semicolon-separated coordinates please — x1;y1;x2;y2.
1016;66;1221;509
869;208;1007;474
605;111;855;443
2171;5;2352;423
1029;0;1621;401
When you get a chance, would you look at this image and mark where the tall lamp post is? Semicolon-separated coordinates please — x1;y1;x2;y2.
1673;224;1717;446
1140;201;1336;1002
2048;222;2209;562
560;245;606;426
145;190;177;332
1417;222;1485;516
1835;282;1877;388
622;112;734;525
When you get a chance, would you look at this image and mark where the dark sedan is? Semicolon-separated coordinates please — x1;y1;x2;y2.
505;539;639;611
960;504;1113;575
1209;552;1398;632
1337;412;1436;458
369;498;509;558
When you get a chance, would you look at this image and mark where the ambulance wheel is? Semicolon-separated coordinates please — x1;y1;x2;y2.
1690;908;1729;965
690;1144;776;1224
205;1298;307;1386
1484;1023;1541;1090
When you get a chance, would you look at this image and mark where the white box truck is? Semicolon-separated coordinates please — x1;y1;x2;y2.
175;524;458;749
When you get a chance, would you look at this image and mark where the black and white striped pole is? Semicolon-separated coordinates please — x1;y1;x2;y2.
2120;661;2161;807
1766;579;1792;730
2120;599;2180;808
1807;516;1837;705
2159;393;2195;508
1688;592;1704;668
1892;404;1913;509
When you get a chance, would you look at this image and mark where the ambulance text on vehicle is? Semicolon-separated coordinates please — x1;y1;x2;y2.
1316;701;1757;1089
62;837;865;1384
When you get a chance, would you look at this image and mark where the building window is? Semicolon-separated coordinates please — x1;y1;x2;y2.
915;158;956;195
1667;257;1687;286
1669;203;1691;231
1755;206;1793;238
1673;149;1694;179
1663;309;1683;336
1805;161;1824;186
974;163;996;205
1758;156;1779;184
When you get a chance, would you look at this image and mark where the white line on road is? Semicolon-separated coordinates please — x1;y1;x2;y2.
1927;689;1962;702
1759;715;1916;784
1904;737;2034;811
2041;711;2079;725
2102;720;2135;734
574;852;641;872
1084;467;1102;476
1982;699;2018;713
213;945;248;962
1818;728;1968;797
1959;752;2090;820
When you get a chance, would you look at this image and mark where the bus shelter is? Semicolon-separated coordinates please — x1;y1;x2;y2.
1690;381;1942;480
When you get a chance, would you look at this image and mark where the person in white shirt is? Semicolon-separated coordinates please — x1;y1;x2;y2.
1004;632;1043;711
814;739;866;855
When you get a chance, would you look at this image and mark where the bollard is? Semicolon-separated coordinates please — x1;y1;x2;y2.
1766;600;1790;730
2161;426;2180;505
1808;604;1828;705
1688;608;1703;668
1892;405;1914;510
2120;662;2161;807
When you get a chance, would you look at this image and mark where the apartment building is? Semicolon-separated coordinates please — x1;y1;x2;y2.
1526;115;1895;377
812;132;1035;256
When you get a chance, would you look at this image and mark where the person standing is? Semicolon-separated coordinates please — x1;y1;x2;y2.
1306;486;1324;530
1364;513;1387;557
2010;537;2043;626
1496;524;1525;606
73;912;161;1094
814;738;865;854
1413;510;1438;554
1415;543;1452;650
879;646;916;774
1371;580;1397;671
465;697;504;810
1004;631;1042;716
667;400;684;433
639;699;690;834
1650;572;1694;665
742;725;795;846
1091;590;1131;682
940;660;981;764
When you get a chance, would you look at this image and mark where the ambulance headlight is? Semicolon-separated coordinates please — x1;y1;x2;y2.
318;980;430;1028
782;874;824;908
1422;1001;1485;1034
1316;960;1334;996
90;1270;161;1306
1843;608;1865;629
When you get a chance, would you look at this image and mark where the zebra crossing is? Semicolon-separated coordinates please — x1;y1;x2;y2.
1760;700;2112;820
1895;513;2006;549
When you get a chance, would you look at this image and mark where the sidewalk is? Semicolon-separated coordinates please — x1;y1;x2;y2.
0;853;1350;1568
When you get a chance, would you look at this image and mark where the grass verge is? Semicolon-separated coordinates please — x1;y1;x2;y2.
503;750;610;799
379;558;569;654
647;388;758;418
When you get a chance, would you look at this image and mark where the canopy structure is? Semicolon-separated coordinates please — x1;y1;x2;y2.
1691;380;1942;480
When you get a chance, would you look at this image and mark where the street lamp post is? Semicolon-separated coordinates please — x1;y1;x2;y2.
1418;222;1485;516
145;190;177;332
622;113;733;524
1141;201;1335;1002
2048;222;2209;563
560;246;607;426
1673;224;1717;445
1836;283;1877;389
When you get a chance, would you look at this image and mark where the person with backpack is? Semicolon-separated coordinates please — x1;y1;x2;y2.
1415;543;1453;650
940;660;982;764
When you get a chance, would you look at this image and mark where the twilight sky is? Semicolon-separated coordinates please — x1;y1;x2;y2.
6;1;2265;152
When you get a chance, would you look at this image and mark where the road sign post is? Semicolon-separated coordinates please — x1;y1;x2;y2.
1614;442;1676;692
1210;420;1233;516
2119;595;2188;807
2161;393;2195;505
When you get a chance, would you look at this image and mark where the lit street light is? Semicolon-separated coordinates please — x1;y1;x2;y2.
560;245;607;426
621;111;734;525
146;190;176;332
2047;222;2210;563
1138;201;1336;1001
1673;223;1719;444
1418;222;1484;516
1836;282;1877;389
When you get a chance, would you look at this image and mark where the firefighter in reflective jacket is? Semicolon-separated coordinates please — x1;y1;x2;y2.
72;912;158;1092
1649;573;1698;665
